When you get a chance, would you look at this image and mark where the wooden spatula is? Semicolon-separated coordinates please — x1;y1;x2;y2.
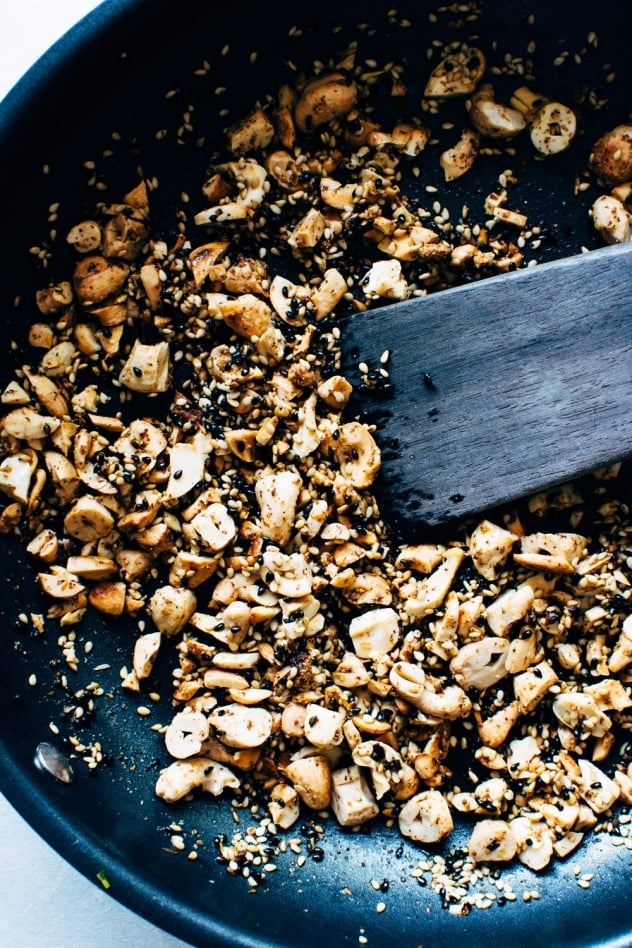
341;240;632;532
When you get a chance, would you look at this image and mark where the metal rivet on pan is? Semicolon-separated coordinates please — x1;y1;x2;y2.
34;742;75;784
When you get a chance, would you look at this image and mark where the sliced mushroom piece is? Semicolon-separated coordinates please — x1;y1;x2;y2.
466;84;527;139
228;108;275;154
513;661;558;713
294;72;358;131
553;692;612;738
186;503;236;552
188;241;230;289
589;124;632;187
88;581;127;616
260;549;312;599
156;758;239;803
361;259;408;300
66;555;118;580
485;584;534;636
449;637;509;691
268;782;301;829
163;442;207;502
424;45;486;98
73;254;130;306
469;520;518;580
440;128;479;182
572;758;620;814
317;375;353;410
287;208;326;250
63;495;115;541
330;764;379;827
147;585;197;635
264;150;304;192
165;709;210;759
304;703;346;749
399;789;453;843
102;213;147;261
35;281;73;315
406;548;465;617
452;777;510;816
285;755;332;810
310;268;348;319
22;370;69;419
0;449;38;504
2;406;61;441
119;340;170;394
219;294;272;340
477;701;521;748
332;421;380;489
320;177;357;211
332;651;370;689
38;565;85;600
349;607;400;661
390;661;471;720
530;101;576;156
591;194;632;245
608;615;632;672
352;740;418;801
1;379;30;406
209;703;273;749
26;528;58;564
132;630;161;680
269;274;311;323
255;468;302;547
468;819;517;863
509;816;553;871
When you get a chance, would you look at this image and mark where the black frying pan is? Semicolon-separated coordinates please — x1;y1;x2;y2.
0;1;631;946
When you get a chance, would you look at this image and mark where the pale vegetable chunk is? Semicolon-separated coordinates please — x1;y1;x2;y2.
398;790;453;843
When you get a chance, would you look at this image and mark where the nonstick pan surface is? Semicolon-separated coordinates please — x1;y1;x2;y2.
0;2;631;946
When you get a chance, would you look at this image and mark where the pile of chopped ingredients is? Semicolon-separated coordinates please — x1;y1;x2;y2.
3;2;632;914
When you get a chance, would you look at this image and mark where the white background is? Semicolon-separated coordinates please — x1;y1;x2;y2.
0;2;190;945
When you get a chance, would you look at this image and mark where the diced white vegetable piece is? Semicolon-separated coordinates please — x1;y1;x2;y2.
119;340;170;393
133;631;162;680
255;469;302;547
468;819;517;863
506;735;540;778
268;783;301;829
0;450;36;504
485;584;534;636
513;661;558;713
469;520;518;580
349;607;399;660
156;758;239;803
450;637;509;690
406;549;465;617
209;703;273;749
398;790;453;843
164;442;206;501
285;755;332;810
330;764;379;827
509;816;554;870
165;709;210;759
576;759;620;814
63;495;115;541
188;503;236;552
304;703;345;749
361;260;408;300
147;585;197;635
1;406;60;441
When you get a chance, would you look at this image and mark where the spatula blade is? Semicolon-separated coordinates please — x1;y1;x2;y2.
341;241;632;532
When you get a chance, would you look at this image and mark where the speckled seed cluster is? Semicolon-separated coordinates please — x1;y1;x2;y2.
2;1;632;913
